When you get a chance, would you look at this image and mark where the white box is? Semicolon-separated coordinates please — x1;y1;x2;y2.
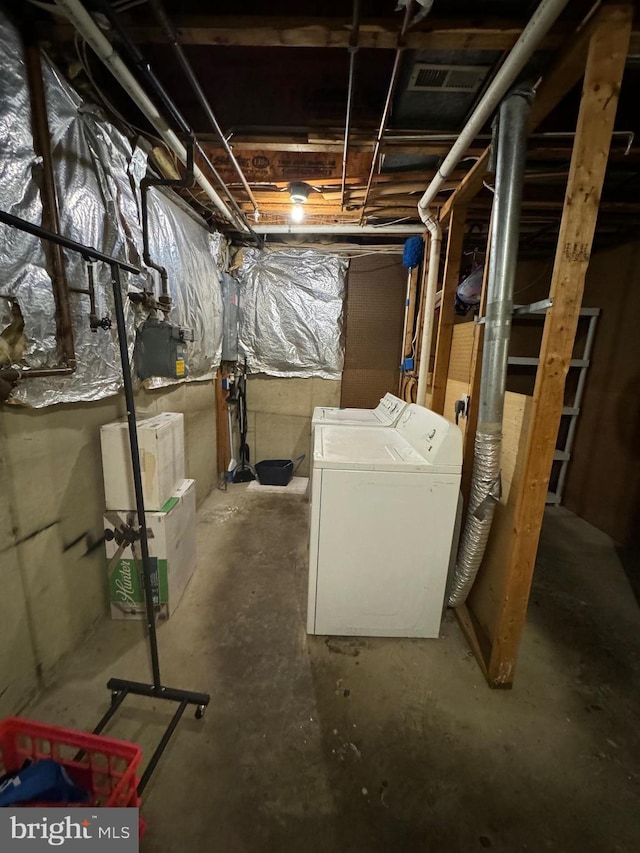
100;412;185;511
105;478;196;620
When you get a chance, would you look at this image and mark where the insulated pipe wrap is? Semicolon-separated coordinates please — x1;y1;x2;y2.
448;429;502;607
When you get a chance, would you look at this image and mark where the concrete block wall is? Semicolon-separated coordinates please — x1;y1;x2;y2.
0;380;217;716
245;377;341;477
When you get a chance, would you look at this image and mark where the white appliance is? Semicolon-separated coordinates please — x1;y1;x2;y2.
312;392;407;430
307;404;462;638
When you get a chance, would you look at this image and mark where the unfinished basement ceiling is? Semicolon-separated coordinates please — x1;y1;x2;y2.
28;0;640;253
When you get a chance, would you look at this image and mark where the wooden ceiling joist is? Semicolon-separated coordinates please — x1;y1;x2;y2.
438;3;636;227
60;15;640;54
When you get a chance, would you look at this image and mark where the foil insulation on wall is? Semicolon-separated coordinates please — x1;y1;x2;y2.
0;13;223;407
144;188;223;387
237;248;347;379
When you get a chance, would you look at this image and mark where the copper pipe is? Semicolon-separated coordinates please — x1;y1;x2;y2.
359;1;414;224
24;35;77;373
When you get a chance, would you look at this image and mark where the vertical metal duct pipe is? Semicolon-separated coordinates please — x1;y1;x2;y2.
414;0;570;406
53;0;245;229
448;89;533;607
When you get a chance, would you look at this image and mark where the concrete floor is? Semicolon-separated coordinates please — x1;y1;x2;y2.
23;486;640;852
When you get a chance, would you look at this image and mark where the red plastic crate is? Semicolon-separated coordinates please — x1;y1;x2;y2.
0;717;142;810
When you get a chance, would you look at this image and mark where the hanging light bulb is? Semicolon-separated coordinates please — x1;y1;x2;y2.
291;203;305;223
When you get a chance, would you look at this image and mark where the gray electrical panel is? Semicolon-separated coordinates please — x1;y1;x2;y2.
134;317;193;380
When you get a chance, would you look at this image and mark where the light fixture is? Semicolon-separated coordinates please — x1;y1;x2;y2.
288;182;311;204
291;203;305;224
288;181;311;224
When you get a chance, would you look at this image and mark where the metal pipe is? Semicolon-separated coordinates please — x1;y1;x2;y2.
53;0;245;228
448;90;533;608
253;223;424;235
111;262;162;687
90;0;262;243
416;218;442;406
340;0;361;210
147;0;260;214
417;0;570;225
137;700;188;795
24;36;76;372
141;135;195;309
359;1;413;223
0;210;141;272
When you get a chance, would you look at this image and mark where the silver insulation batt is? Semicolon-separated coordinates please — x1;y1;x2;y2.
237;248;347;379
447;428;502;608
0;12;223;407
143;189;223;388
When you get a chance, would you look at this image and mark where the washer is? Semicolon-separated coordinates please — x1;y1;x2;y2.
307;404;462;638
312;392;407;430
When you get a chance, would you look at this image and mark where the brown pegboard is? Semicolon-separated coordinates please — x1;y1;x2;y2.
341;255;406;408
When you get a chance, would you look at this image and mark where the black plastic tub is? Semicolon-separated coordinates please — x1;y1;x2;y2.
255;454;305;486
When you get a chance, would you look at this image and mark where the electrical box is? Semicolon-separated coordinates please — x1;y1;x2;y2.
134;317;193;380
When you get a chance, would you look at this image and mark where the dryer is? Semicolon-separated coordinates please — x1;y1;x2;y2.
307;404;462;638
312;392;407;430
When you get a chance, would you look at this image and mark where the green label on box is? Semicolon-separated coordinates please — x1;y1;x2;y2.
109;558;169;606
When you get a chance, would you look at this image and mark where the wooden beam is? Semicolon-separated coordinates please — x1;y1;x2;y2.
57;16;639;53
483;4;633;687
215;373;230;483
56;16;594;51
460;215;492;506
430;206;468;414
439;150;490;226
438;4;628;226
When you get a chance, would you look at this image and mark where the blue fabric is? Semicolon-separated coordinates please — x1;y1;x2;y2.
402;237;424;269
0;759;88;806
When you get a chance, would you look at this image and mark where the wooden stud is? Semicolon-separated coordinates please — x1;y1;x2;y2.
484;4;633;687
215;373;230;483
460;211;493;506
430;206;468;414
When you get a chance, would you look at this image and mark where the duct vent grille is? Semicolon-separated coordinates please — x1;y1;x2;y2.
408;64;490;93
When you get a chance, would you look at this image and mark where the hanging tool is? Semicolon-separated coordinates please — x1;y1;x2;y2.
232;361;256;483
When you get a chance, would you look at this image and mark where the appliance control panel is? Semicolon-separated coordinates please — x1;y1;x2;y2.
396;404;462;466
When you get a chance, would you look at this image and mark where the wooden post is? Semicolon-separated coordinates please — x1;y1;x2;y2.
484;5;633;686
398;266;420;396
460;214;493;506
215;372;230;483
430;206;467;414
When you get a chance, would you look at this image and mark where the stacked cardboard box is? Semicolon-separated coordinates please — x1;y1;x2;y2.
100;413;196;620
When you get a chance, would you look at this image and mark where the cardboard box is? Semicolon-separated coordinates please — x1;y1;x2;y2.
104;478;196;620
100;412;185;511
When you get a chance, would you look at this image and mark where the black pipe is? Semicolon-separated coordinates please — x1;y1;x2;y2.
137;700;188;795
147;0;259;214
141;135;197;310
0;210;140;272
93;0;263;245
111;262;162;688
